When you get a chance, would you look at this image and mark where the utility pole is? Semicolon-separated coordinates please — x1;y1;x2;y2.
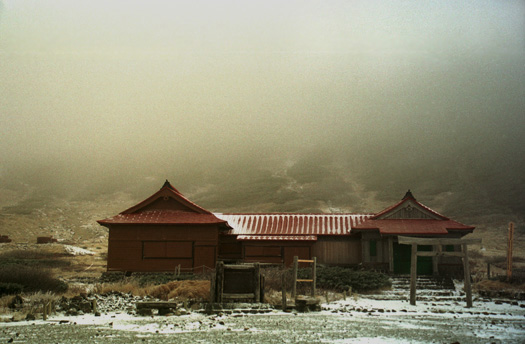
507;222;514;282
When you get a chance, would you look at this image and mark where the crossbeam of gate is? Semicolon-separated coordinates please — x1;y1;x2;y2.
397;236;482;308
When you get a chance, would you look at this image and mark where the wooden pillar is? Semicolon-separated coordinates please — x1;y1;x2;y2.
432;244;441;276
362;239;370;263
312;257;317;297
210;274;216;302
410;244;417;306
281;273;287;310
216;261;224;303
388;237;394;273
254;263;261;303
462;243;473;308
291;256;298;299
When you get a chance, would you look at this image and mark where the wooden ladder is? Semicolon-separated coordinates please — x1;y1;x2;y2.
291;256;317;299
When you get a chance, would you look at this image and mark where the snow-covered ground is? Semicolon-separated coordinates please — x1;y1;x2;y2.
1;295;524;344
63;245;95;256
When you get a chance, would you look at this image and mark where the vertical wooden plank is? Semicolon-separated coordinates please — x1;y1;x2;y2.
410;244;417;306
281;273;287;310
388;237;394;273
312;257;317;297
462;243;473;308
292;256;298;299
254;263;261;303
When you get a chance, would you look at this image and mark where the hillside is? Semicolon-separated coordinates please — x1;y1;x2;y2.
0;188;522;267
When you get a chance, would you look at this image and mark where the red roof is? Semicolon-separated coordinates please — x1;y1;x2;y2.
98;181;228;226
215;213;373;236
353;219;474;235
98;210;228;225
237;235;317;241
353;191;474;235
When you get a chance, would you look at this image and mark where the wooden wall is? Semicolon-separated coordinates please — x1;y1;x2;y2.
241;241;312;266
313;237;361;265
107;224;219;272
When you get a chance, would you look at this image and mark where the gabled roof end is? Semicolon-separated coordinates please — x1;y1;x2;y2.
403;189;415;200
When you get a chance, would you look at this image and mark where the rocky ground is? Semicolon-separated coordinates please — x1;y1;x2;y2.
1;284;524;344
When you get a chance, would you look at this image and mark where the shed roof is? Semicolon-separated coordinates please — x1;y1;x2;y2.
215;213;373;236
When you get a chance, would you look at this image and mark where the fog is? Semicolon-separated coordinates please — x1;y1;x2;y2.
1;1;524;224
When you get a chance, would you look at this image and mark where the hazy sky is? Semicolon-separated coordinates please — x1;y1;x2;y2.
1;1;524;220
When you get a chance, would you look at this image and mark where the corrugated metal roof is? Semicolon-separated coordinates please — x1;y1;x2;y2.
237;235;317;241
215;213;373;236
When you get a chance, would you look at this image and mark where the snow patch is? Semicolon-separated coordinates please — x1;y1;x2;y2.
64;245;95;256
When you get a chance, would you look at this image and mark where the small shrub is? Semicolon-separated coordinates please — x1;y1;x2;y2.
0;249;70;268
0;283;23;296
298;266;391;292
146;280;210;300
0;265;68;294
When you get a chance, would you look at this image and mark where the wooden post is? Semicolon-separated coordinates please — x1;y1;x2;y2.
92;299;97;314
432;244;440;276
410;244;417;306
254;263;261;303
388;237;394;273
311;257;317;297
507;222;514;281
281;273;287;310
462;243;473;308
210;274;216;302
216;261;224;303
43;302;48;321
292;256;298;299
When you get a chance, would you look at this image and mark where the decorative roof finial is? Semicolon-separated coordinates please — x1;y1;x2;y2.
403;189;415;200
162;179;171;189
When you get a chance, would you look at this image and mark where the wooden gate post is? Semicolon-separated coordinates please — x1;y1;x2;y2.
410;244;418;306
462;243;473;308
254;263;261;303
291;256;298;299
311;257;317;297
281;273;287;310
216;261;224;303
432;244;441;276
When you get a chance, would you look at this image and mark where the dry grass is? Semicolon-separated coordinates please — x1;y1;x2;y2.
474;279;525;292
146;280;210;300
0;292;60;317
92;280;210;301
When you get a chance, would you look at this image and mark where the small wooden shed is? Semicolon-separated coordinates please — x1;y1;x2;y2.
97;181;231;273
